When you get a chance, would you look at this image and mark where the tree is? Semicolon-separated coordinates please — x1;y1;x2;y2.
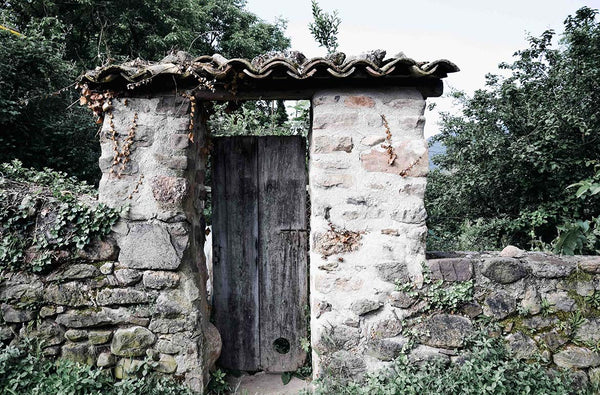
308;0;341;54
0;1;290;183
426;7;600;252
0;15;99;182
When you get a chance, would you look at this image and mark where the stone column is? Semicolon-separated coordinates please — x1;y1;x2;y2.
97;96;218;391
309;88;428;378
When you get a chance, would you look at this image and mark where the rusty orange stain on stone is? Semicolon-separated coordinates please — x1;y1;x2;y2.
344;95;376;108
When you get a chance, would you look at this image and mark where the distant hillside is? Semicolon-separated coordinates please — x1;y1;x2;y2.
428;138;446;169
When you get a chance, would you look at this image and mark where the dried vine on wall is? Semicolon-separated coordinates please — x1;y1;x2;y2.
380;114;397;165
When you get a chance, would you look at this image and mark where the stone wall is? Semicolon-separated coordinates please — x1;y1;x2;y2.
309;246;600;385
0;96;218;393
308;87;429;376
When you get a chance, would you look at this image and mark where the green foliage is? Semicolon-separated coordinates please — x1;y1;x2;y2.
308;0;341;54
209;100;309;137
1;1;290;184
0;340;192;395
312;330;589;395
0;13;99;183
206;369;230;394
5;0;290;69
554;167;600;254
540;298;555;317
426;7;600;252
397;265;474;312
0;160;120;273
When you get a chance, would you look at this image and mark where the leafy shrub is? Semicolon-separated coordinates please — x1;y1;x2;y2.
0;341;192;395
0;160;120;272
312;330;594;395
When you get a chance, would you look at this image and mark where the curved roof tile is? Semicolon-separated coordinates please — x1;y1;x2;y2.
79;50;459;93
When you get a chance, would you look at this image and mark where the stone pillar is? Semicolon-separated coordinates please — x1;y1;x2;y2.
97;96;218;391
309;88;428;378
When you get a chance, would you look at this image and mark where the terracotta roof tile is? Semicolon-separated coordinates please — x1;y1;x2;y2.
79;50;458;94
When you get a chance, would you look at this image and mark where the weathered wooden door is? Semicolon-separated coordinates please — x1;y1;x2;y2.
212;136;308;372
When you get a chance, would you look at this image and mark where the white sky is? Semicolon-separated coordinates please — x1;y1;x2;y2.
246;0;599;137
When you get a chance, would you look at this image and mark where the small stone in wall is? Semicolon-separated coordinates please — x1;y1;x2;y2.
324;350;367;379
142;271;180;289
374;261;409;283
408;345;451;364
361;135;385;147
149;317;191;334
77;238;119;262
366;310;403;339
481;258;528;284
390;206;427;224
388;291;416;309
579;256;600;274
0;281;43;304
544;291;576;312
44;282;94;307
99;262;114;275
459;302;483;319
314;174;354;189
350;299;382;316
427;258;473;282
535;330;568;351
97;351;116;368
154;354;178;374
96;288;148;306
505;332;537;360
523;316;559;330
61;342;95;365
520;288;542;315
417;314;473;349
111;326;156;357
341;312;360;328
151;176;189;205
528;254;576;278
114;269;143;285
115;358;145;379
313;136;353;153
1;304;36;323
314;300;332;318
39;306;57;318
553;346;600;369
47;264;99;282
89;330;113;345
314;225;363;257
360;141;428;178
65;329;89;342
499;245;525;258
483;290;516;320
576;318;600;344
22;322;65;347
367;336;409;361
313;325;359;354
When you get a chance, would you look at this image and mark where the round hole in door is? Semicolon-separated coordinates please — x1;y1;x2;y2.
273;337;290;354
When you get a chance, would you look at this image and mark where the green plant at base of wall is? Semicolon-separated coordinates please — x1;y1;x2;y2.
309;328;594;395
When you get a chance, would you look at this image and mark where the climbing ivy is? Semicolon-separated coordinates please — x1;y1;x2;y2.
0;160;120;273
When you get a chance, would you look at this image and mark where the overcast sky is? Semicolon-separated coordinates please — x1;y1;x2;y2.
246;0;599;136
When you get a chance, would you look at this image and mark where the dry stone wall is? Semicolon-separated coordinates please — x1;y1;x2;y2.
0;96;218;393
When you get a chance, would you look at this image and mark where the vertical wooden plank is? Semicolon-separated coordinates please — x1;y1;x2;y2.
258;136;308;372
212;136;260;371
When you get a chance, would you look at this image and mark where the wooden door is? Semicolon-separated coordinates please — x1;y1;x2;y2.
212;136;308;372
